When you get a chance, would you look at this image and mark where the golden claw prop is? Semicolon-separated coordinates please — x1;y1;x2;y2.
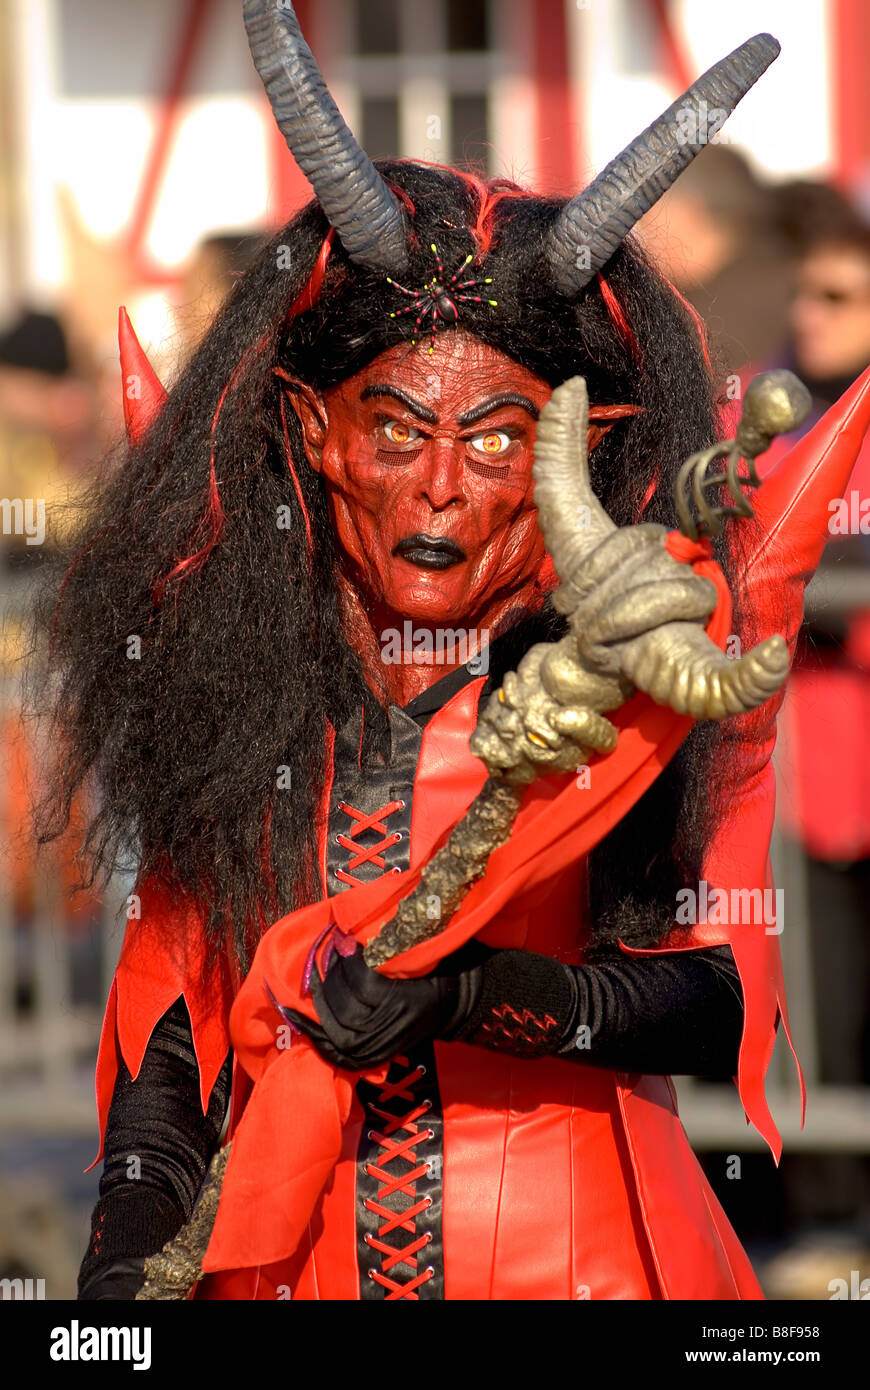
365;372;808;966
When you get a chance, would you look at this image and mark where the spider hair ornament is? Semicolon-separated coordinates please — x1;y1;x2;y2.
386;243;498;353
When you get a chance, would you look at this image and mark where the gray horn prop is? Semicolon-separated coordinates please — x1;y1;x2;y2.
243;0;409;275
547;33;780;296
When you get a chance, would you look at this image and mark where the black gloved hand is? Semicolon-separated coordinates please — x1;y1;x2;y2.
277;941;492;1070
78;1256;147;1301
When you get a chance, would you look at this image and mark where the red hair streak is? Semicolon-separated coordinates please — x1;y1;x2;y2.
663;276;712;371
597;272;642;364
278;388;315;570
152;405;227;606
385;161;528;260
150;221;337;610
288;229;336;318
152;332;270;607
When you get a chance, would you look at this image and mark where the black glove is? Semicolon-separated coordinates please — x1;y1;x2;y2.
277;941;492;1070
78;1257;146;1301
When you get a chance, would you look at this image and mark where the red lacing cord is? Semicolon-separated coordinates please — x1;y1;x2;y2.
480;1002;559;1049
363;1058;435;1300
91;1210;105;1256
334;799;404;887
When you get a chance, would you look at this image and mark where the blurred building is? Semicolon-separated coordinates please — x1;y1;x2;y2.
0;0;857;343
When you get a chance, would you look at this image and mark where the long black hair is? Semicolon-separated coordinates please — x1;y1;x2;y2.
32;162;735;969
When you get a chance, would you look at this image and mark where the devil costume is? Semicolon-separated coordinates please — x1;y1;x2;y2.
79;629;747;1301
47;5;870;1301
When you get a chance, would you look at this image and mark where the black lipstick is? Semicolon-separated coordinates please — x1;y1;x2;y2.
393;533;467;570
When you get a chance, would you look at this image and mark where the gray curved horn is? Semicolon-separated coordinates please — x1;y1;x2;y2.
547;33;780;295
244;0;409;275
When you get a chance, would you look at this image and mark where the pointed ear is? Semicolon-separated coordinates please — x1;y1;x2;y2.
279;373;328;472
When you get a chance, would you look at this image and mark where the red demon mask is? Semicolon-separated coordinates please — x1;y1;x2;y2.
287;332;555;635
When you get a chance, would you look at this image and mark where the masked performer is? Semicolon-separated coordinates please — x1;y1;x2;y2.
39;5;870;1300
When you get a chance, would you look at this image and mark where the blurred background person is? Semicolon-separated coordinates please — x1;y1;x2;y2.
788;219;870;398
637;145;793;377
0;307;94;569
175;231;264;357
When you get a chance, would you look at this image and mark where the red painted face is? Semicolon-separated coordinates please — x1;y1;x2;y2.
290;331;553;627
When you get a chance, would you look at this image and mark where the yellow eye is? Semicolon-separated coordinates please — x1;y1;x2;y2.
472;430;510;455
383;420;419;445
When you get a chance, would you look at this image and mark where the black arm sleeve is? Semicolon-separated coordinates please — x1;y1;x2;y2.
455;945;744;1077
77;997;231;1299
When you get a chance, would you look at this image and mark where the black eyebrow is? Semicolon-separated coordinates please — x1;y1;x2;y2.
359;385;439;424
457;394;540;426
